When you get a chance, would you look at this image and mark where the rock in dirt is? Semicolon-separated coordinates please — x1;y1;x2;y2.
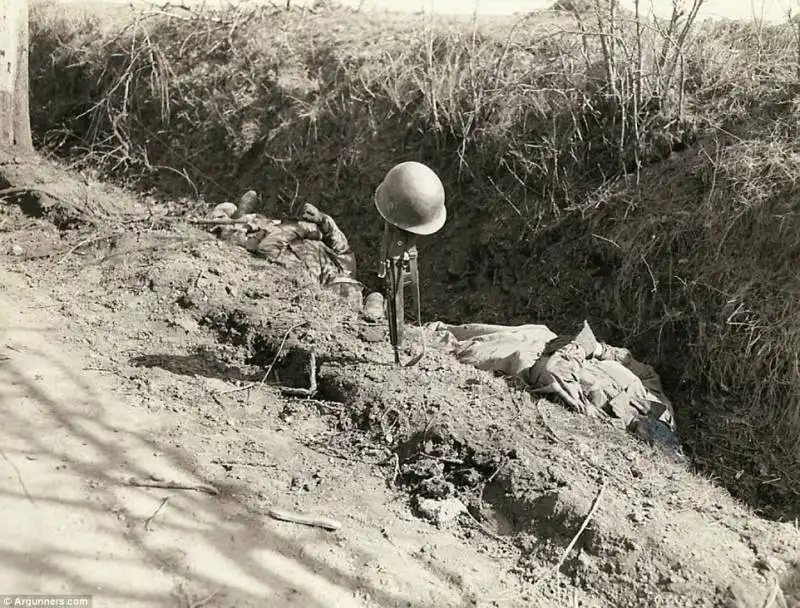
363;292;385;322
414;496;468;528
10;245;23;256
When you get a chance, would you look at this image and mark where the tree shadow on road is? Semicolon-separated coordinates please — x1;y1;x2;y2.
0;343;480;607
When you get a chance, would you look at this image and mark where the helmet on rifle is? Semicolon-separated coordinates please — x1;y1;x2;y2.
374;161;446;236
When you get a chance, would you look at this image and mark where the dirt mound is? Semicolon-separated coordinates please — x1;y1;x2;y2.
0;212;546;608
135;234;800;608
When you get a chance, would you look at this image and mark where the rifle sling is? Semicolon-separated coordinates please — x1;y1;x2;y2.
380;223;425;367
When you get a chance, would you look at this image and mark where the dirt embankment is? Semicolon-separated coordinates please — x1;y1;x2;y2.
2;162;800;607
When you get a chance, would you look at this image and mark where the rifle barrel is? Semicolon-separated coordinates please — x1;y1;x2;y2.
188;218;252;226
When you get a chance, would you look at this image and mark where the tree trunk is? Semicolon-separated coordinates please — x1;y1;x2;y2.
0;0;33;154
0;0;97;229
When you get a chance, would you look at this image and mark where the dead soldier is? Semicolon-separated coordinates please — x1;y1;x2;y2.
204;191;378;313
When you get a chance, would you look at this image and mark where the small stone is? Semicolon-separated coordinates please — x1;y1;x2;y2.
415;497;468;528
630;512;646;524
10;245;23;256
363;292;385;322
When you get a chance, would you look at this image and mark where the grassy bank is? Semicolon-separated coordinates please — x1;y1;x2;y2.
26;0;800;519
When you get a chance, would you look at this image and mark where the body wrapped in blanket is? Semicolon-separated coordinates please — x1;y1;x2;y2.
428;320;681;452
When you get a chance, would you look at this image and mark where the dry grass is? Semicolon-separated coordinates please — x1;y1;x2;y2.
25;0;800;519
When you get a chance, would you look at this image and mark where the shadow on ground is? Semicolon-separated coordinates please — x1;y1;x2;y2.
129;349;263;384
0;321;479;607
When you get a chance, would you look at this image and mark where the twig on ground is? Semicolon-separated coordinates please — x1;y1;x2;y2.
298;398;343;412
0;449;34;504
187;218;253;226
178;584;220;608
189;589;219;608
210;392;225;408
300;439;390;466
477;458;508;510
127;477;219;496
532;481;607;590
761;573;781;608
389;453;400;487
211;458;277;469
266;507;343;531
144;496;170;531
258;321;310;388
57;232;118;265
192;270;204;288
215;383;249;395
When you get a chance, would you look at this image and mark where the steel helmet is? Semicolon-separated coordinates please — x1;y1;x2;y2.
374;161;446;235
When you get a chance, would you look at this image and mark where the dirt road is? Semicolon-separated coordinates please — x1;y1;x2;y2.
0;264;534;607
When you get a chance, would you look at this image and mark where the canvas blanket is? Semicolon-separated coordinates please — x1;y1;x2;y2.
427;319;680;449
